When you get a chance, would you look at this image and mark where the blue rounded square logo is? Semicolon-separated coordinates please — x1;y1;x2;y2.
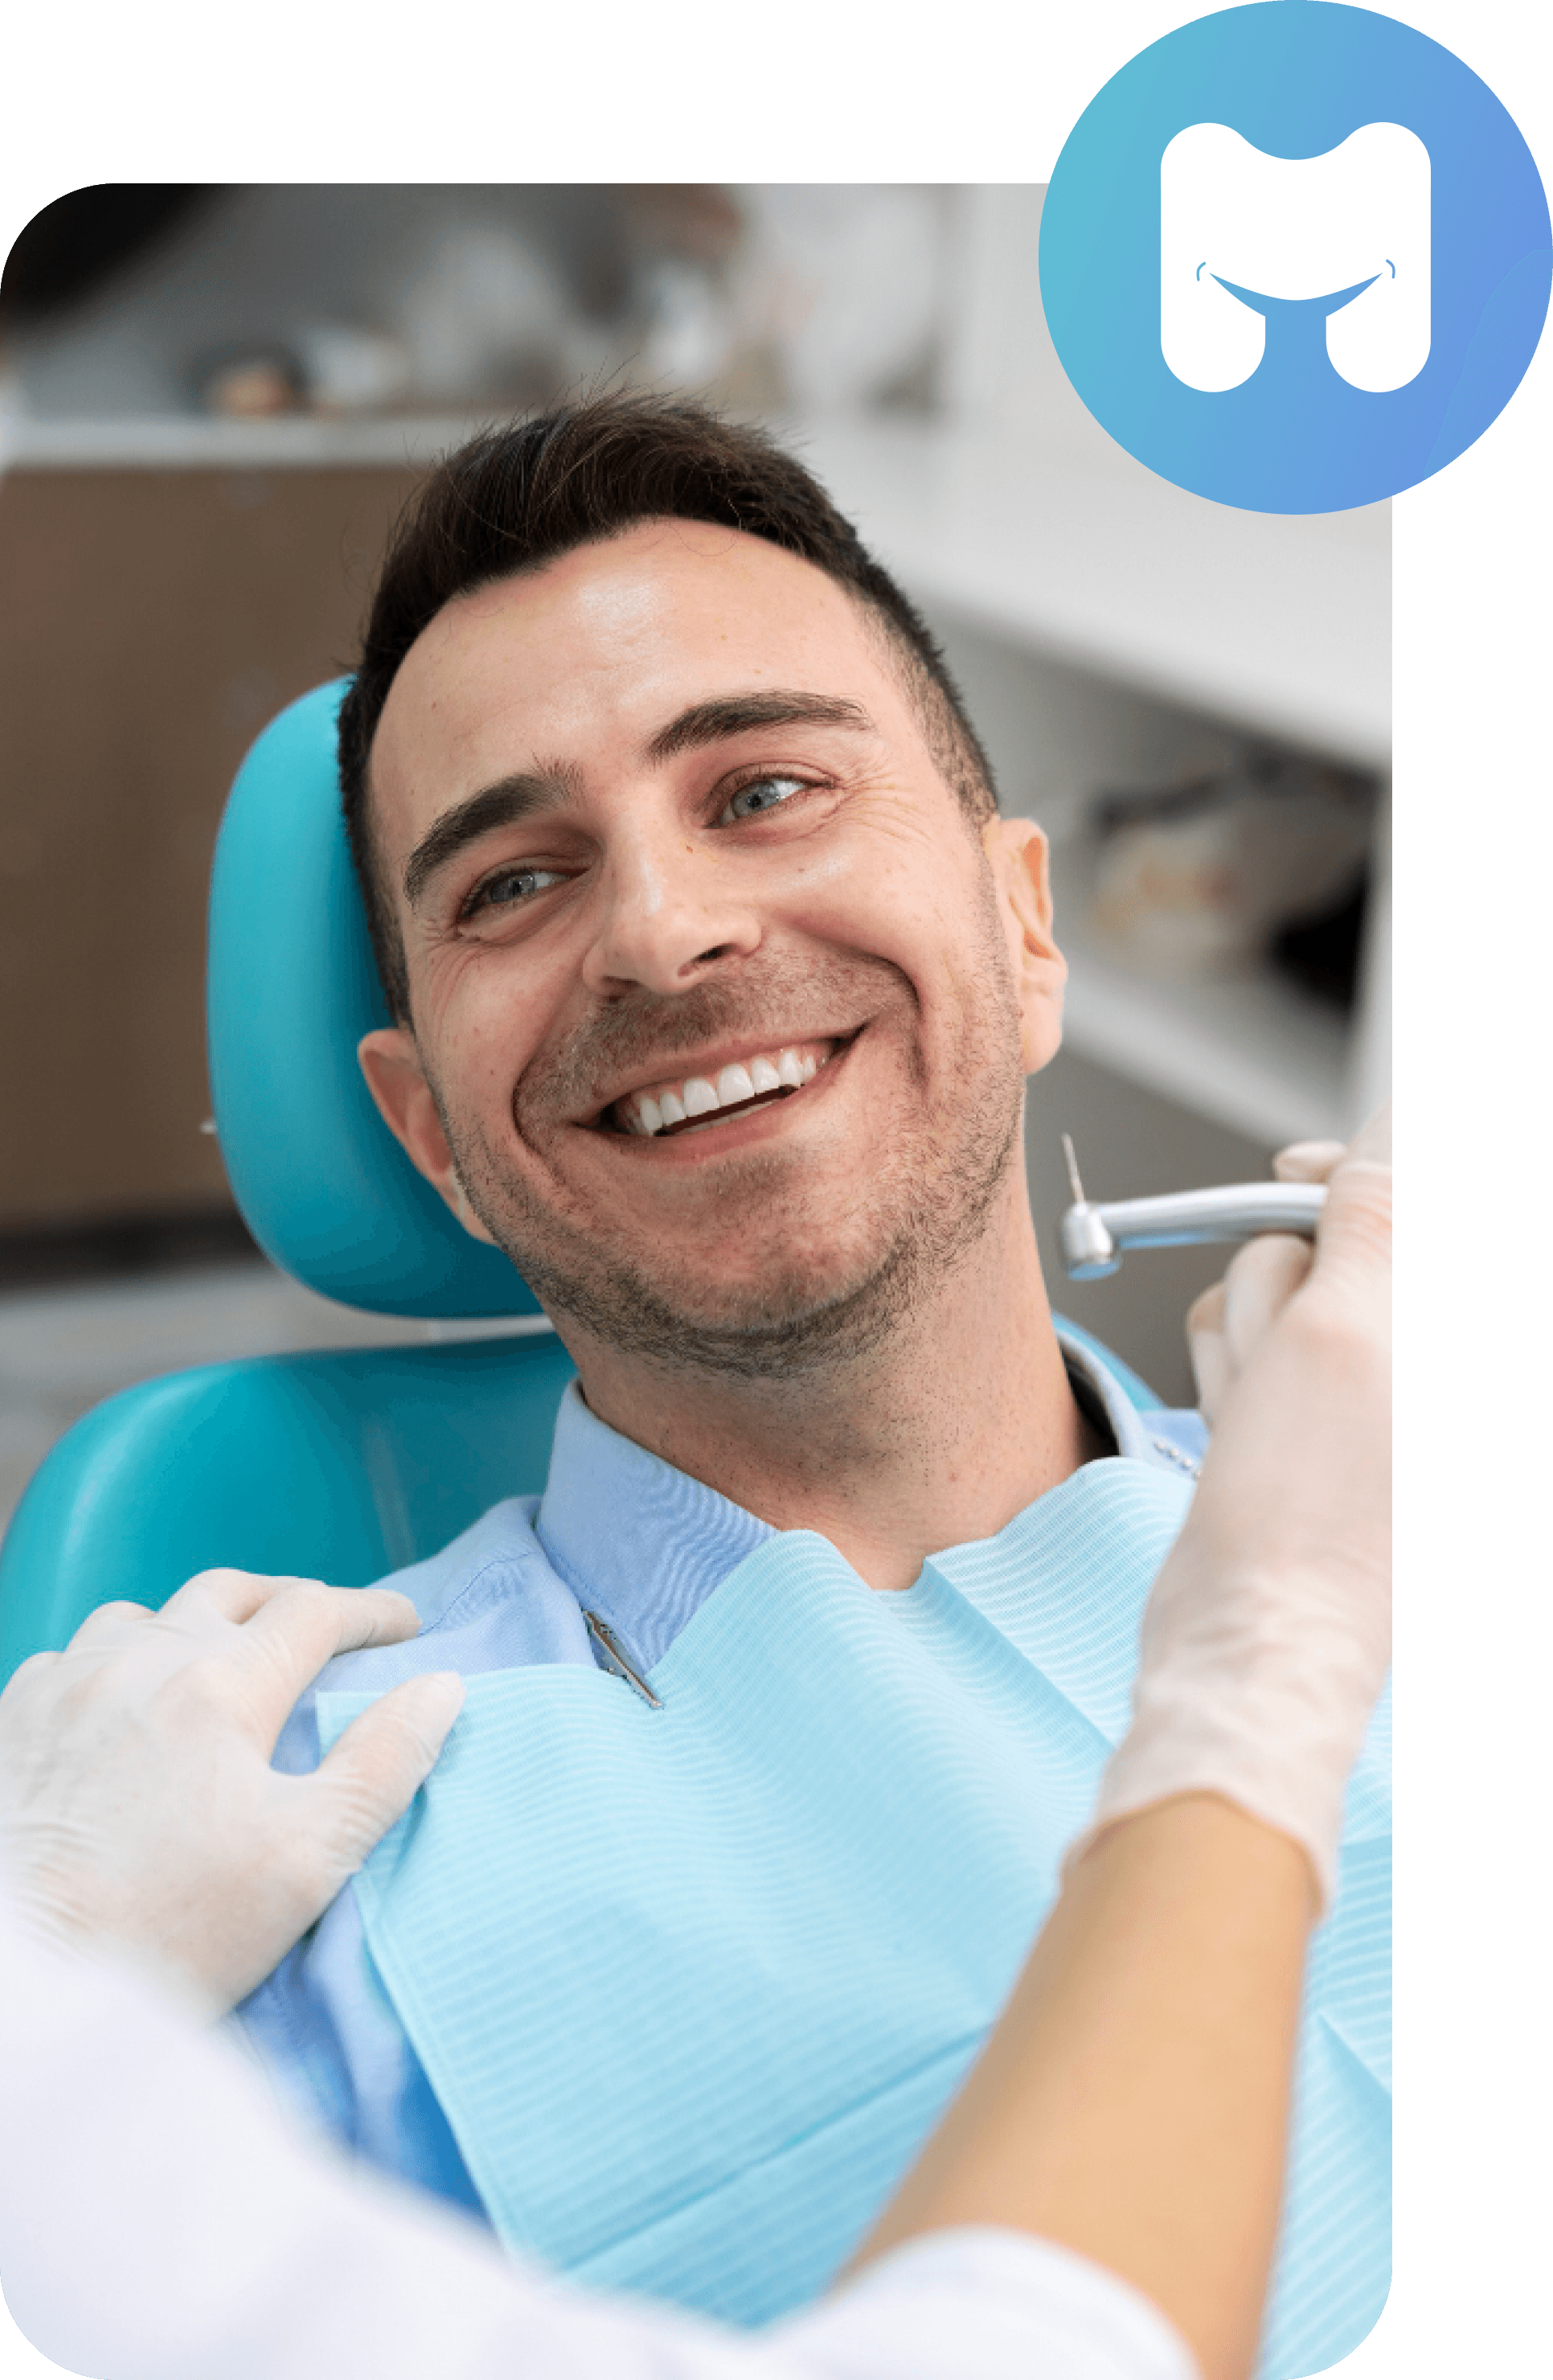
1039;2;1551;512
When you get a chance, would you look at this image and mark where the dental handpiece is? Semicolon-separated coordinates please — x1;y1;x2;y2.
1058;1134;1326;1281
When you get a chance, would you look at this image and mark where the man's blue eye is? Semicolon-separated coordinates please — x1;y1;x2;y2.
467;867;562;917
725;776;805;822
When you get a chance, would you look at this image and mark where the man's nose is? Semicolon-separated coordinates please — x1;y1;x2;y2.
579;828;763;998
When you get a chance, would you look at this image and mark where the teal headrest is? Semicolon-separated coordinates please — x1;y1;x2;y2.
207;681;542;1319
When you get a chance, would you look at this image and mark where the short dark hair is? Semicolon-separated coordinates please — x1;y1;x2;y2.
338;391;998;1019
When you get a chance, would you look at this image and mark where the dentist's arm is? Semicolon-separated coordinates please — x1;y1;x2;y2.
860;1112;1391;2380
0;1868;1186;2380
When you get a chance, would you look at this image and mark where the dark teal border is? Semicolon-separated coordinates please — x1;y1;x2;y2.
2;4;1541;2380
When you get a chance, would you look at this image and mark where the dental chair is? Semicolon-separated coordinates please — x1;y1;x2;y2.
0;683;1159;1688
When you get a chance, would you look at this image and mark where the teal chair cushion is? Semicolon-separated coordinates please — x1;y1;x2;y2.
0;1336;576;1686
207;680;540;1320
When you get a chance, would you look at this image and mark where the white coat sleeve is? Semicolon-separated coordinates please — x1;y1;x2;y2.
0;1888;1194;2380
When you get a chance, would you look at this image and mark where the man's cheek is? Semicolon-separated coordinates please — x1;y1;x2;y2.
432;971;551;1106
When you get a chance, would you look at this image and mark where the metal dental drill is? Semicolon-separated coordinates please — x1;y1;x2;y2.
1058;1135;1326;1281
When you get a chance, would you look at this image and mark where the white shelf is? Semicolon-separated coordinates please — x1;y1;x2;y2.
799;417;1391;772
0;412;485;472
1058;929;1351;1147
1043;823;1358;1147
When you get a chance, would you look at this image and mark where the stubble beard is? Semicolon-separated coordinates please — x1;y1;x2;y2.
433;923;1027;1385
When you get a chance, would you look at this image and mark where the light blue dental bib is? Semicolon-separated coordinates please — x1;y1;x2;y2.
318;1460;1389;2376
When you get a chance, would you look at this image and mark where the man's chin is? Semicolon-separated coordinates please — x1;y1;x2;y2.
511;1235;917;1381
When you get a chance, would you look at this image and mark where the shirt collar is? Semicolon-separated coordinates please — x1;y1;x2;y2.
535;1338;1198;1672
535;1383;772;1672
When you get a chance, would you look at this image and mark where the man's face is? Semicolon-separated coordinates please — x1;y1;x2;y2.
362;522;1063;1374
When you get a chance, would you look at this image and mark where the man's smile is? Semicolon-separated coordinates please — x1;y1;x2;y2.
602;1035;846;1138
576;1029;863;1150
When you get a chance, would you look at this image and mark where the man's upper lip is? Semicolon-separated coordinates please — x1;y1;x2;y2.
579;1028;858;1126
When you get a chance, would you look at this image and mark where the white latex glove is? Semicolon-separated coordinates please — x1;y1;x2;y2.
0;1570;464;2011
1186;1136;1347;1427
1082;1106;1391;1910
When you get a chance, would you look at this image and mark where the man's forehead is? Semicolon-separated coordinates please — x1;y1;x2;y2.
371;523;896;825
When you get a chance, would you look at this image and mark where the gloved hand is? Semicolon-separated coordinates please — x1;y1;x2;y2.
1186;1133;1349;1426
0;1570;464;2011
1080;1106;1391;1910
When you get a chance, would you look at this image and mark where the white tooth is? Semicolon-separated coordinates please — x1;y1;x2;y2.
750;1057;781;1095
800;1053;818;1082
637;1094;663;1137
717;1063;755;1106
683;1077;719;1118
658;1089;687;1128
776;1048;805;1089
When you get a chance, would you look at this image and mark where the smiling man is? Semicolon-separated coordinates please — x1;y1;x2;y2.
236;395;1389;2377
351;474;1092;1584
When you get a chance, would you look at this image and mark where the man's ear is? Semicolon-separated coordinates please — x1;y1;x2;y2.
357;1028;498;1245
981;816;1067;1076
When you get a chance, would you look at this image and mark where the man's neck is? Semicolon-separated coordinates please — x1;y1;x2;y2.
563;1182;1097;1593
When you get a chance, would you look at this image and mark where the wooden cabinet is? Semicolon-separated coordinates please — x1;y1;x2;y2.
0;465;418;1231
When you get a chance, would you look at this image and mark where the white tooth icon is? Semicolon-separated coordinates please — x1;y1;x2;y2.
1161;121;1431;394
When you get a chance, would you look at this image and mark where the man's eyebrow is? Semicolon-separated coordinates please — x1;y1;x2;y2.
403;770;576;912
643;691;876;764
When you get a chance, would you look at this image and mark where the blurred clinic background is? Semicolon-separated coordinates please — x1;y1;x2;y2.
0;183;1390;1532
